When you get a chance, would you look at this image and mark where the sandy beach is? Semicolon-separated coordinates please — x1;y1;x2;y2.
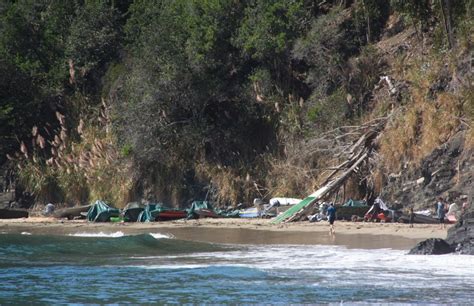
0;217;449;250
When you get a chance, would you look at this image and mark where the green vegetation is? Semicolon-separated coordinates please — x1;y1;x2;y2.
1;0;471;208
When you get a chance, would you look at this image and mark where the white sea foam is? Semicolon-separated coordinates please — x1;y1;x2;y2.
134;264;211;270
116;243;474;303
20;232;32;235
69;231;125;238
149;233;173;239
131;244;474;283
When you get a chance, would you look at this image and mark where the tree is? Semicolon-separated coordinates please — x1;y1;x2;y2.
65;1;122;86
114;0;280;204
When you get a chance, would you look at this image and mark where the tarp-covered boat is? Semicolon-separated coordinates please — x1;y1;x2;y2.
86;200;120;222
187;201;240;219
343;199;367;207
122;202;145;222
138;203;186;222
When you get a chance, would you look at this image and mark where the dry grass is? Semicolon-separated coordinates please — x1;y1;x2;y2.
15;102;133;208
264;158;318;199
378;52;465;173
195;162;254;205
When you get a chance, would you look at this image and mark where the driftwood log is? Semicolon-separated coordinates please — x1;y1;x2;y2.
276;116;390;223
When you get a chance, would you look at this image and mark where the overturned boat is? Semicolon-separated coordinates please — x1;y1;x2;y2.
0;208;28;219
54;205;91;220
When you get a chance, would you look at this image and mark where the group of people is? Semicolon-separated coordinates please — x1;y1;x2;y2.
408;196;469;229
329;195;470;233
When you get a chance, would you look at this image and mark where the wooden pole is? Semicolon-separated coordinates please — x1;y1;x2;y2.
343;181;346;204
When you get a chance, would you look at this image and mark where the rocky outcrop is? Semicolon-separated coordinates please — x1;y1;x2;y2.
408;238;454;255
409;207;474;255
446;210;474;255
382;131;473;210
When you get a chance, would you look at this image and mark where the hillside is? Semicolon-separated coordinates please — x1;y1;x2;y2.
0;1;472;211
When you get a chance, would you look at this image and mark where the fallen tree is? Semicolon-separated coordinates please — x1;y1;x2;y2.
272;116;390;224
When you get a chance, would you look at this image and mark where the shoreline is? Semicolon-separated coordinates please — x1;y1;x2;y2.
0;217;449;250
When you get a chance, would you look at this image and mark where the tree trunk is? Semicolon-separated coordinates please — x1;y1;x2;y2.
362;0;371;43
439;0;455;49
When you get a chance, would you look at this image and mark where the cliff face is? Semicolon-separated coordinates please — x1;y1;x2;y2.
366;17;473;212
382;131;473;209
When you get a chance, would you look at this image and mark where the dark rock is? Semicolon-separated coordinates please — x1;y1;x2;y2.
447;133;463;157
427;66;451;100
446;210;474;255
408;238;454;255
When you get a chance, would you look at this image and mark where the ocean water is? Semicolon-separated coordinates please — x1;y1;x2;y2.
0;232;473;304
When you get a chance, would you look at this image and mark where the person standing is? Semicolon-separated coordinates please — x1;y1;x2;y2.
409;207;415;228
436;197;446;229
327;203;336;235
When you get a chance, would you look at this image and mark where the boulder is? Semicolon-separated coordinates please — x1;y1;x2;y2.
446;210;474;255
408;238;454;255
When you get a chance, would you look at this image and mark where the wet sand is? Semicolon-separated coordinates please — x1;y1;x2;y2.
0;217;449;250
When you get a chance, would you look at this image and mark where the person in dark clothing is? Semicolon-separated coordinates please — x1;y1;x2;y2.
436;197;446;229
409;207;415;228
327;203;336;235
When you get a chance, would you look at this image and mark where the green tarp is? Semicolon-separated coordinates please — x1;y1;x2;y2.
271;196;315;224
187;201;240;219
86;200;120;222
187;201;212;219
137;203;165;222
342;199;367;207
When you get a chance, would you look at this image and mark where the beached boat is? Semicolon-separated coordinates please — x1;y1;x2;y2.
138;203;187;222
122;202;145;222
239;206;277;218
54;205;91;220
155;209;187;221
0;208;28;219
194;208;220;218
87;200;120;222
239;207;260;218
398;213;440;224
